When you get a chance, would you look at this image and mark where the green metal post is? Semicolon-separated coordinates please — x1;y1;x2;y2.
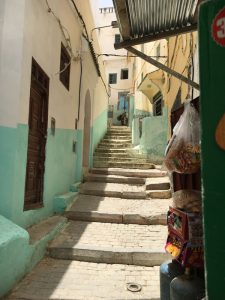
199;0;225;298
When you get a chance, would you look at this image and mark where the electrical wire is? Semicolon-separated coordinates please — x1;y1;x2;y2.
45;0;77;62
55;60;72;75
91;25;112;41
97;53;167;59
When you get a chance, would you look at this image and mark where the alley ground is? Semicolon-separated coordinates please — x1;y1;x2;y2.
6;126;172;300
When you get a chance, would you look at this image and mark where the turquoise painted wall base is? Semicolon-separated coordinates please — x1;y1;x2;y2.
0;125;78;228
136;108;168;163
0;215;66;297
90;109;107;167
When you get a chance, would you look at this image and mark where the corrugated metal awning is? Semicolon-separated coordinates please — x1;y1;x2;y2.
113;0;201;49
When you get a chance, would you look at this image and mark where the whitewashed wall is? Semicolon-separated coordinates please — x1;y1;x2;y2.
0;0;108;130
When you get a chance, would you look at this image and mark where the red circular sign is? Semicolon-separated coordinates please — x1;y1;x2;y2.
212;6;225;46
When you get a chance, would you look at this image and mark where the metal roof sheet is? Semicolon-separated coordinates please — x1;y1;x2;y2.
113;0;200;48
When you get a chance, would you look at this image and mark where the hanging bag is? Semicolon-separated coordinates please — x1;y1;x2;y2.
164;103;200;174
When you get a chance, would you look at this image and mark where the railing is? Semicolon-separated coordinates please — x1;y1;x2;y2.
99;7;114;14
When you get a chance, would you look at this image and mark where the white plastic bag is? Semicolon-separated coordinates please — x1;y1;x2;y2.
164;103;200;174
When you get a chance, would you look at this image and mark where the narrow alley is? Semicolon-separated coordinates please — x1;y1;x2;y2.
1;0;225;299
6;126;171;299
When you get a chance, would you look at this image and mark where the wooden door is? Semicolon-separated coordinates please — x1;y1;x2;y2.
24;59;49;210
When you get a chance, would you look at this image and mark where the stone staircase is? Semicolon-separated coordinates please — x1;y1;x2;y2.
48;165;172;267
93;126;155;169
48;126;171;268
8;126;172;299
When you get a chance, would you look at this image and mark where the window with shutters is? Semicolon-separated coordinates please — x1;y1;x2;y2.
109;73;117;84
121;69;129;80
153;93;163;116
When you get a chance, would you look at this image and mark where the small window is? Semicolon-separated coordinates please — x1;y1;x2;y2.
109;73;117;84
60;43;71;90
115;34;121;44
121;69;129;80
153;93;163;116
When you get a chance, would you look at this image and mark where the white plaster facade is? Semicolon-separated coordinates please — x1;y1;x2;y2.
0;0;108;130
133;40;168;114
93;4;134;121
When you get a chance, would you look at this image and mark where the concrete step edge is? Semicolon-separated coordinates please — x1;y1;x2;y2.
147;189;172;199
84;174;145;184
93;163;155;170
48;245;171;266
65;210;167;225
90;168;166;177
93;158;154;163
79;189;147;199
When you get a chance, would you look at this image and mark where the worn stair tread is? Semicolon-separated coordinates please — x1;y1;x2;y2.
94;156;154;162
94;152;141;158
93;161;155;169
105;134;132;138
146;177;171;190
95;148;132;153
91;167;167;177
48;221;170;266
147;189;172;199
93;159;151;164
84;173;145;184
97;144;131;149
65;195;172;225
7;258;161;300
80;182;146;199
101;138;132;142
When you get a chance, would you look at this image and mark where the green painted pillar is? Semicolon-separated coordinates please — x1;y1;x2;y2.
199;1;225;298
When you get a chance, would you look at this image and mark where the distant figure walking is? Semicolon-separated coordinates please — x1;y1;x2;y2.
117;111;128;126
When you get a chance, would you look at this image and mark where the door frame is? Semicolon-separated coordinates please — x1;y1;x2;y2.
24;58;49;211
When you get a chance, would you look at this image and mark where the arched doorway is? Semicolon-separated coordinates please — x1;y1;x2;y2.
82;90;91;169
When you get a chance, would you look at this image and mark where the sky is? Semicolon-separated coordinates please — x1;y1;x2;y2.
99;0;113;7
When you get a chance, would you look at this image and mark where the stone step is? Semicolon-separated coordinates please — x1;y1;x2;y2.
97;143;131;149
102;138;132;143
108;126;131;131
94;152;142;159
107;131;131;135
48;221;171;266
80;181;171;199
93;161;155;169
91;167;167;178
93;156;154;163
147;189;172;199
95;148;131;153
65;195;172;225
80;182;146;199
105;134;132;139
7;258;161;300
146;177;171;190
84;173;146;184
